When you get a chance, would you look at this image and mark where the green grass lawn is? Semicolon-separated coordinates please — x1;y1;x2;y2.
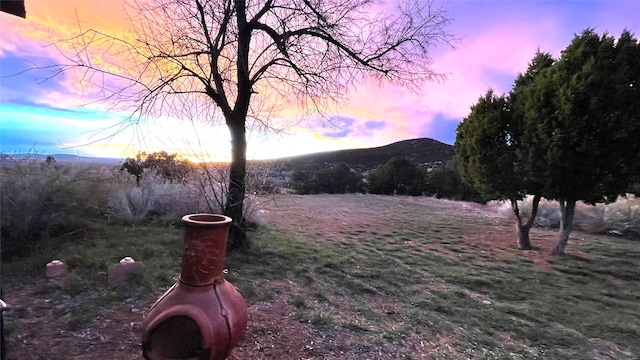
2;195;639;359
232;226;639;358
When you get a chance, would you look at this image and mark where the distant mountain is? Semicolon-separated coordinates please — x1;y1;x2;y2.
273;138;454;172
0;153;122;165
1;138;454;171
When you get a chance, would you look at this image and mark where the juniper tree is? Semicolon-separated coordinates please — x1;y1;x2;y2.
523;30;640;255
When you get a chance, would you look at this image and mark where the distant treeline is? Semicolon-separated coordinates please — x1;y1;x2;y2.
288;156;484;203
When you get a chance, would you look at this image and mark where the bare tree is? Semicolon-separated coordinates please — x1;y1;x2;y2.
47;0;453;248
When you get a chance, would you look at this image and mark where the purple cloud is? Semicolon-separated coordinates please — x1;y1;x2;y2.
364;120;386;130
322;116;355;138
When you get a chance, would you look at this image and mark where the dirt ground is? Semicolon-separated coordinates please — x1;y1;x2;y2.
2;195;588;359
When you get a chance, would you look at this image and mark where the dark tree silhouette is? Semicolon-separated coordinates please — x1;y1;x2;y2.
367;156;426;196
0;0;26;18
120;157;145;187
456;30;640;255
525;30;640;255
142;151;193;184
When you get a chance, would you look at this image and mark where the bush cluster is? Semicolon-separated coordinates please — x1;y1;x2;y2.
367;157;426;196
288;156;483;202
290;163;363;194
0;160;108;259
424;157;484;203
4;154;634;261
0;157;266;260
120;151;193;186
500;195;640;239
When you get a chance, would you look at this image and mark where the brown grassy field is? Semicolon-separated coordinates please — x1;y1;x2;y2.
3;194;639;359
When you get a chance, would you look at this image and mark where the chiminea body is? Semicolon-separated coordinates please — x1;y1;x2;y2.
142;214;247;360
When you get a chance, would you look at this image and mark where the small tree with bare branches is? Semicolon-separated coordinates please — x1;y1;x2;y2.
46;0;453;248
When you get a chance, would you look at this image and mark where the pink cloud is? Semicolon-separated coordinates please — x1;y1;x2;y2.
3;0;638;159
420;19;562;115
317;16;564;146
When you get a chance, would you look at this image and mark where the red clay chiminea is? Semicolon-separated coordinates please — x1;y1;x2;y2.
142;214;247;360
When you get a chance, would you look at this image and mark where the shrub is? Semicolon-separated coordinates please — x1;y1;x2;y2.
108;170;202;224
108;186;156;223
108;162;270;226
500;194;640;239
627;183;640;196
602;194;640;239
0;158;102;259
188;163;268;223
367;157;426;196
316;164;363;194
425;158;485;203
289;166;315;194
139;151;193;184
120;151;194;186
290;164;363;194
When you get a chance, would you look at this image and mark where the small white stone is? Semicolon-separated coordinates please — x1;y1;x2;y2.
120;257;135;263
46;260;67;278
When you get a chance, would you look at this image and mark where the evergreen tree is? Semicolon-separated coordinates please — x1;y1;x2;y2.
367;157;426;196
455;88;542;249
526;30;640;254
457;30;639;254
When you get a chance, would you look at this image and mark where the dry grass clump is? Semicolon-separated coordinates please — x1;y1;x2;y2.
0;156;273;260
499;194;640;238
1;159;108;259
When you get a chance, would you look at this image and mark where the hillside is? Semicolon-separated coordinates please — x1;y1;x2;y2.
1;138;454;171
271;138;454;172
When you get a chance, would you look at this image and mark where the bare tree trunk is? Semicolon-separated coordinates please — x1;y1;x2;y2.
42;0;452;250
223;1;251;249
552;198;576;255
515;222;532;250
511;194;541;250
224;117;248;249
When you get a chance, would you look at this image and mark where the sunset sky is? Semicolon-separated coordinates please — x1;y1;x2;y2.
1;0;638;161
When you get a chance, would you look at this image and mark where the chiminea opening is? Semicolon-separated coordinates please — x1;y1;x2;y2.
144;316;205;359
182;214;231;226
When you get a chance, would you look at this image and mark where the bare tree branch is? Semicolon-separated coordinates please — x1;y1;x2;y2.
31;0;453;247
